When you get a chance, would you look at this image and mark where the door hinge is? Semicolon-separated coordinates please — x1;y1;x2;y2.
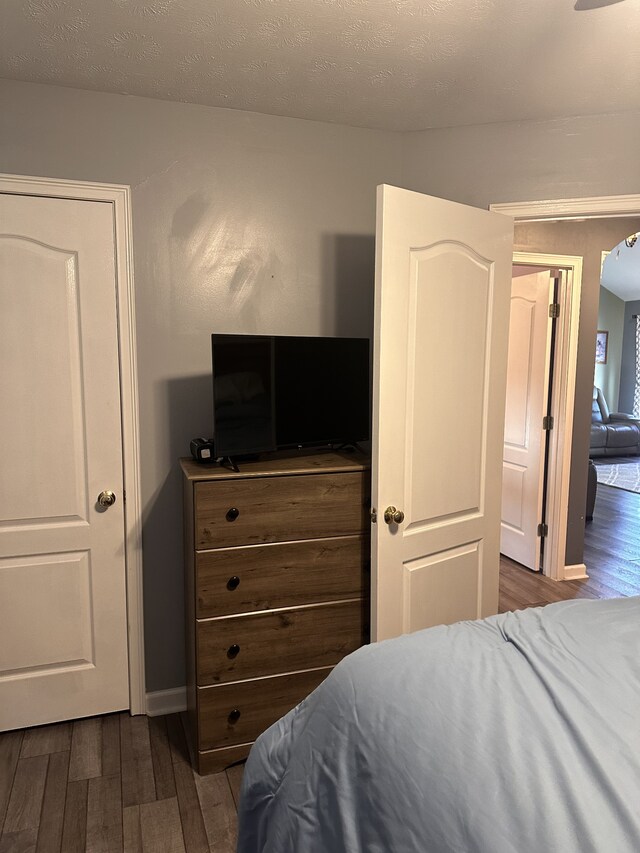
537;522;548;538
370;507;377;524
123;489;127;503
543;415;554;430
549;303;560;319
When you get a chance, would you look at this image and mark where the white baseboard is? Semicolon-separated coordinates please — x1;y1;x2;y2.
562;563;589;581
146;686;187;717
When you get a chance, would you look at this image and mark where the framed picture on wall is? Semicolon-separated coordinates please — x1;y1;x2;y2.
595;330;608;364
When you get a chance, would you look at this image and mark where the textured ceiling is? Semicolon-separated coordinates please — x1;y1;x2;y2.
1;0;639;131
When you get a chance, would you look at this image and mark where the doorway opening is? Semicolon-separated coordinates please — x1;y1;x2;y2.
499;256;581;581
587;230;640;594
491;195;640;605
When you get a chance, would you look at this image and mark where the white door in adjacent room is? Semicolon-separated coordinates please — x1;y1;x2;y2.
0;192;130;730
371;185;513;642
501;269;555;571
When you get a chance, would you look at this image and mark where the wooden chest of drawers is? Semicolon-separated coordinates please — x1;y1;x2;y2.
181;451;370;774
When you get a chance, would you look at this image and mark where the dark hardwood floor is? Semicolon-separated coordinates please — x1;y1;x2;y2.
0;712;241;853
1;484;638;852
499;481;640;611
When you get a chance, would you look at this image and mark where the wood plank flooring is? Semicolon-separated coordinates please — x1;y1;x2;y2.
500;482;640;611
1;484;637;852
0;714;240;853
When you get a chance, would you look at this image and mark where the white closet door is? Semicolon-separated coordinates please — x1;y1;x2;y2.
0;193;129;730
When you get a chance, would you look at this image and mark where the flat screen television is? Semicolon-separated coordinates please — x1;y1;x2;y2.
211;334;370;458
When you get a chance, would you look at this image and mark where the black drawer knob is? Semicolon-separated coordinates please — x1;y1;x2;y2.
227;643;241;659
227;575;240;591
226;507;240;522
228;708;241;725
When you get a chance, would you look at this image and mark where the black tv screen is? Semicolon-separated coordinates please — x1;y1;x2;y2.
211;334;370;458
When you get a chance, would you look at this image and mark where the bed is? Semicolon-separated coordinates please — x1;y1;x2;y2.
237;596;640;853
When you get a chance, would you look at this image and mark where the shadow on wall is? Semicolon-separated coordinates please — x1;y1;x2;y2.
142;373;212;692
169;191;284;334
142;231;375;690
322;234;375;338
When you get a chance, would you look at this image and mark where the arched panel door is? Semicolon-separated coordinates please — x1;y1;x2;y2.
501;270;554;570
372;185;513;641
0;193;129;729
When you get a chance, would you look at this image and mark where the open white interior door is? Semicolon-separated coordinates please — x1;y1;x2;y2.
501;269;555;571
371;185;513;642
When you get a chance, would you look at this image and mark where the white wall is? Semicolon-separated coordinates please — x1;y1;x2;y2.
0;78;402;692
3;74;640;688
401;112;640;207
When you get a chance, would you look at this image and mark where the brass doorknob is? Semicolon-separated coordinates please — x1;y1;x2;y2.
97;490;116;508
383;506;404;525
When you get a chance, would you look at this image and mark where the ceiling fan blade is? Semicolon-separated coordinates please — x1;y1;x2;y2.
574;0;627;9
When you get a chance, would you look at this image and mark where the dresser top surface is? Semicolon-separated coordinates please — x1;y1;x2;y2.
180;449;370;482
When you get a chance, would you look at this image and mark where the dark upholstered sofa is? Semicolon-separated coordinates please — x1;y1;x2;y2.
590;386;640;457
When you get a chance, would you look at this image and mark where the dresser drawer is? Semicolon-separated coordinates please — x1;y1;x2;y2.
197;600;366;685
194;472;369;548
196;535;368;618
197;667;331;750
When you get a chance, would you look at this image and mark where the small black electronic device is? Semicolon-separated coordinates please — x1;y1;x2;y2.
190;437;216;462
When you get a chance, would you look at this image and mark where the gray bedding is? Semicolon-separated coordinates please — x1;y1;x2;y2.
237;596;640;852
